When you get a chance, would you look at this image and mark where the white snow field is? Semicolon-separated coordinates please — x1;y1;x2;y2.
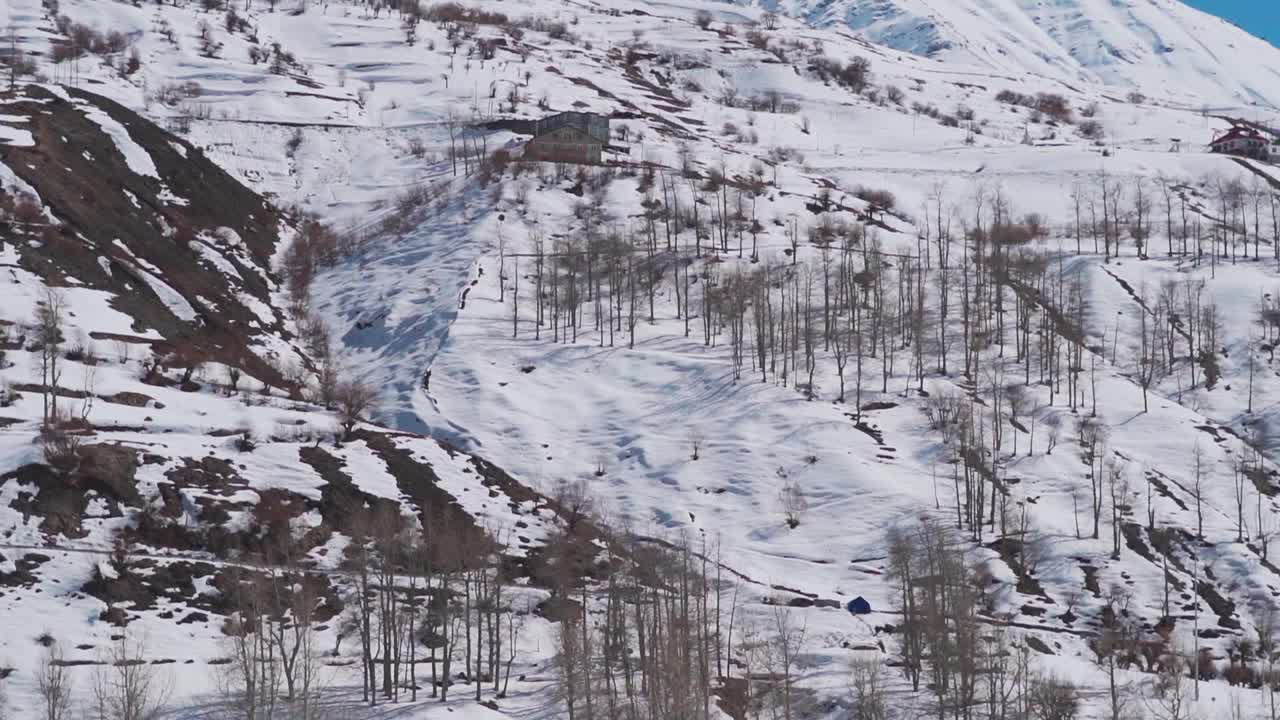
740;0;1280;110
3;0;1280;718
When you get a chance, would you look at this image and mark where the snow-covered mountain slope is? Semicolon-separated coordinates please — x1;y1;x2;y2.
750;0;1280;109
0;83;576;720
0;84;310;382
5;0;1280;717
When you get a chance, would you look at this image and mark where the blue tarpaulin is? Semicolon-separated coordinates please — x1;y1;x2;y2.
847;596;872;615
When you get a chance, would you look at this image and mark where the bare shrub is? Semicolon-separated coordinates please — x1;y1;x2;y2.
996;89;1030;106
1078;120;1105;141
780;480;808;528
543;21;571;41
844;56;875;91
154;81;203;107
196;20;222;58
1037;93;1073;123
1028;673;1079;720
694;9;713;29
995;90;1073;122
42;419;82;475
854;186;897;212
923;390;967;432
767;145;803;165
425;3;509;25
911;101;940;119
813;55;871;93
284;128;303;159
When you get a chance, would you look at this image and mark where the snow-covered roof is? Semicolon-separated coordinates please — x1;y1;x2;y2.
1210;126;1266;146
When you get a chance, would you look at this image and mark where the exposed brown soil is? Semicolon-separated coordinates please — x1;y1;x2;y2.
131;455;327;560
83;557;341;627
0;85;291;386
299;443;402;538
2;443;140;537
986;536;1049;599
354;431;494;568
0;552;50;589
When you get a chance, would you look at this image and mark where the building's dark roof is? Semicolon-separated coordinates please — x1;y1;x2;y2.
534;112;609;143
1211;126;1266;146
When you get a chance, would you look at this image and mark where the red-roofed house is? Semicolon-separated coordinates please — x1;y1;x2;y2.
1210;126;1269;159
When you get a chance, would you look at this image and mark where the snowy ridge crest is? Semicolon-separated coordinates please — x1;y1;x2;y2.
754;0;1280;108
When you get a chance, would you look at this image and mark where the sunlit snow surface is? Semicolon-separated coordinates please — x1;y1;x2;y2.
2;0;1280;716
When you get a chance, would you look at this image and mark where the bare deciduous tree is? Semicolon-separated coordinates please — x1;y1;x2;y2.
849;657;891;720
1107;458;1129;559
217;570;282;720
1234;453;1253;543
90;634;172;720
766;605;807;720
315;357;340;409
35;288;66;427
336;379;377;436
1192;440;1206;540
1091;585;1136;720
1028;673;1079;720
1145;654;1191;720
37;639;73;720
1254;596;1280;720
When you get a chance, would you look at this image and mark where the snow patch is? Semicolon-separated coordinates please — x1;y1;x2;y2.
76;101;160;179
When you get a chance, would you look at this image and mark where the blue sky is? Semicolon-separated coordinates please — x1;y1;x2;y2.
1184;1;1277;44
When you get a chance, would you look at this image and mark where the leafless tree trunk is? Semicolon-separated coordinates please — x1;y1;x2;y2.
91;633;172;720
37;641;73;720
1091;585;1136;720
1107;459;1129;559
1235;454;1252;543
850;657;891;720
35;288;66;428
1028;672;1080;720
